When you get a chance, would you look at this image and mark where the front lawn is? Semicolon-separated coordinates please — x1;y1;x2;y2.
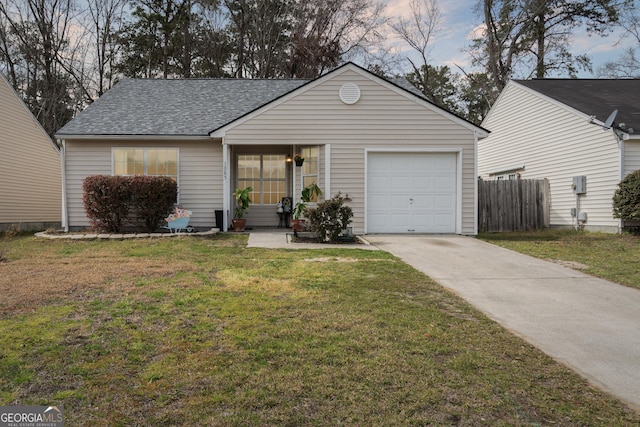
1;234;638;425
479;229;640;289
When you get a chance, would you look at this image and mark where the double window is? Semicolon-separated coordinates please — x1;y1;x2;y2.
237;154;286;204
113;148;178;180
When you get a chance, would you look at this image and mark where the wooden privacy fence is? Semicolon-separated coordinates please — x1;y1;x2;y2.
478;179;550;232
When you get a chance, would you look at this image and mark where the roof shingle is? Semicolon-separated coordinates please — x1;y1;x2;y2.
56;78;309;137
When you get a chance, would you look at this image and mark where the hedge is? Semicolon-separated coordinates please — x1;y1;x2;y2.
83;175;178;233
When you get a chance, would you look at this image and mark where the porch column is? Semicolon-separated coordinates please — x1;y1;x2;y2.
223;142;230;232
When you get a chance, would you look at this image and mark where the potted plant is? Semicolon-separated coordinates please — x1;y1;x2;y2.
232;186;252;232
291;183;322;232
294;154;304;167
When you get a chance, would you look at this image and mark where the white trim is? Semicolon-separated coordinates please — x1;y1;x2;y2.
364;147;464;234
223;142;230;231
325;144;331;198
56;134;212;141
473;133;480;235
210;63;489;139
457;149;463;235
60;139;68;232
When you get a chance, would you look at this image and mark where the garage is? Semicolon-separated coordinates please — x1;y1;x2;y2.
367;152;457;233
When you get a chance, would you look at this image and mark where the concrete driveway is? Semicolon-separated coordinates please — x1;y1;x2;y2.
365;234;640;412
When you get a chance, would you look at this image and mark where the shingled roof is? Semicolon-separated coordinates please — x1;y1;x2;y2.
56;78;309;137
515;79;640;135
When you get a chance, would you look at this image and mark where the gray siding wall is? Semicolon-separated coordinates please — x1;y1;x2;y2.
223;68;478;234
1;75;61;228
479;82;622;231
65;139;222;229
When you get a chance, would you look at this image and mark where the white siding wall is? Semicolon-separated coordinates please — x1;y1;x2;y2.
65;139;222;229
0;75;61;228
223;69;478;234
624;140;640;175
479;82;622;231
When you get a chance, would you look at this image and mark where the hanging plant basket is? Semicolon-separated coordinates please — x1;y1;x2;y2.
295;158;304;167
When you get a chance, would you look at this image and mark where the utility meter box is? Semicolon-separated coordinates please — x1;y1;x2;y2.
572;176;587;195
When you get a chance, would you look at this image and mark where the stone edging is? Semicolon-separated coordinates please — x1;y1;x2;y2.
34;228;219;240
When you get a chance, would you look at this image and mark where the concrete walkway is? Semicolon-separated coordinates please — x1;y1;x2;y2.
364;235;640;411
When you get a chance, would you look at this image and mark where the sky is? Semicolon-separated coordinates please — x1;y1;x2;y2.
386;0;636;78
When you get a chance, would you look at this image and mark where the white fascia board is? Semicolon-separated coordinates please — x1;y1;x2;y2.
55;134;212;141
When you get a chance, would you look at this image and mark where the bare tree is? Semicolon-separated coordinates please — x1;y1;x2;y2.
391;0;454;107
598;0;640;77
87;0;126;96
473;0;619;91
0;0;79;138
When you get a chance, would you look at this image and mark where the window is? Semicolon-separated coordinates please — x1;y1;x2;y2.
237;154;286;204
113;148;178;180
300;146;319;201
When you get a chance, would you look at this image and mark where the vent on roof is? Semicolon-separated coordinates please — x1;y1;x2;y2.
339;83;361;104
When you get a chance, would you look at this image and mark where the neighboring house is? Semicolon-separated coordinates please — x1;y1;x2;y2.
0;73;61;231
56;62;488;235
479;79;640;233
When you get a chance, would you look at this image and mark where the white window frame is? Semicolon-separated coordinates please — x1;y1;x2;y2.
237;154;287;205
112;147;180;198
300;146;320;201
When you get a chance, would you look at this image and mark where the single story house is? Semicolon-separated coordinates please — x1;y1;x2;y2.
56;62;488;235
478;79;640;232
0;73;61;231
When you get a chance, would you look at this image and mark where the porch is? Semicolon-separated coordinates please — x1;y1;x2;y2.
222;144;323;231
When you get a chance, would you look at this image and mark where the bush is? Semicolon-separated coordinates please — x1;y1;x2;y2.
306;193;353;242
83;175;132;233
613;170;640;234
83;175;178;233
130;176;177;232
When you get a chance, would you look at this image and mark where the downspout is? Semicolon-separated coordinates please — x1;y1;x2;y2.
473;132;479;236
59;139;69;232
618;132;625;233
223;142;229;232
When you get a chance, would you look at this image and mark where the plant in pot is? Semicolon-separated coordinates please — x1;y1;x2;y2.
291;183;322;233
232;186;252;232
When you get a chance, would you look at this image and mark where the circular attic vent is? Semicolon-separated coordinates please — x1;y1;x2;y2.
339;83;361;104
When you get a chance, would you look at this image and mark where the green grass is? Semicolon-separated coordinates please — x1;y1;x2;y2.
0;233;638;425
479;229;640;289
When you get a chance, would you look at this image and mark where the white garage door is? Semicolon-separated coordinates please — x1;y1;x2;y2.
367;152;457;233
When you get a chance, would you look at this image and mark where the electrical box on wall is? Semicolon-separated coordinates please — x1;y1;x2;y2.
572;176;587;195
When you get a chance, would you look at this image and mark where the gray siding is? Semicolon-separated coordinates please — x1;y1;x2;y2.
480;82;622;231
0;75;61;228
65;139;222;229
223;68;479;234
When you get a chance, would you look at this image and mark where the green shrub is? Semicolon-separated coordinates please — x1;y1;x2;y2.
83;175;132;233
83;175;177;233
306;193;353;242
130;176;178;232
613;170;640;234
